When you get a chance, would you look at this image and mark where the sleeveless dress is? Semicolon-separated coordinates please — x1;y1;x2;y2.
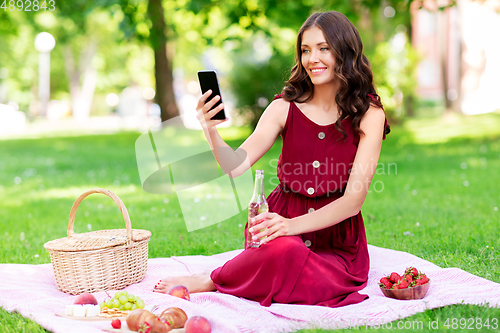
210;97;388;307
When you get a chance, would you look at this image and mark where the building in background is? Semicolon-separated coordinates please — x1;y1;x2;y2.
411;0;500;114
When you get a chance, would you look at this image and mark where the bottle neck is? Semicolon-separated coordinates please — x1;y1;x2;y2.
250;171;266;204
253;175;264;197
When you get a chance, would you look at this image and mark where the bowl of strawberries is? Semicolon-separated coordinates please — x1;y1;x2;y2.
379;267;430;300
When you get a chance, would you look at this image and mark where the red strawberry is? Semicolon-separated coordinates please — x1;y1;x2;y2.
379;277;393;289
416;273;429;285
398;278;409;289
111;319;121;329
138;322;151;333
389;272;401;284
403;274;413;283
405;267;418;277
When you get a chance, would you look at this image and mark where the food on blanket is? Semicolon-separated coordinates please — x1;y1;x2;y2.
185;316;212;333
100;291;146;312
127;307;188;332
99;307;130;318
388;272;401;284
379;277;392;289
65;304;101;317
380;268;429;290
143;316;173;333
138;321;153;333
167;285;190;301
403;273;413;283
405;266;418;278
111;319;122;329
159;307;188;328
74;292;98;305
395;278;409;289
379;267;430;300
127;309;156;331
415;273;429;286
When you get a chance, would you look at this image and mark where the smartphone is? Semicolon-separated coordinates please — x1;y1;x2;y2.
197;70;226;120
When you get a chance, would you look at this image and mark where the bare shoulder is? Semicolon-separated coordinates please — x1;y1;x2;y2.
259;98;290;129
359;106;386;134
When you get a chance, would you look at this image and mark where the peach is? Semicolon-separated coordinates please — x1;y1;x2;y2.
167;285;190;301
73;292;98;305
185;316;211;333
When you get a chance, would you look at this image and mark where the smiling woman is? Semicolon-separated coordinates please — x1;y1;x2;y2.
153;10;392;309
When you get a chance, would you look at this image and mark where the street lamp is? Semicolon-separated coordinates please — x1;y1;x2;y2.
34;32;56;118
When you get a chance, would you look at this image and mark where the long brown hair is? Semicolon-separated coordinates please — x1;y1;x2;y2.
282;11;389;138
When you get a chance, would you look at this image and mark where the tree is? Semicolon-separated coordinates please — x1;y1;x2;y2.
147;0;178;120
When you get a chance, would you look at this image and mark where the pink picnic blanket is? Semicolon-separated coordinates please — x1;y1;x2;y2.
1;245;499;333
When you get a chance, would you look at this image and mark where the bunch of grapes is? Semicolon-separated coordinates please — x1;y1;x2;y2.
99;291;145;311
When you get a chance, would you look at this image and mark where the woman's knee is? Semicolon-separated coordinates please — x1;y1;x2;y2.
261;236;306;255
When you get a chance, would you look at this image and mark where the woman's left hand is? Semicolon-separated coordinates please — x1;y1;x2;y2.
248;212;291;245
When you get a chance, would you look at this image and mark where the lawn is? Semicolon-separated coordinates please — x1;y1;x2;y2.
1;112;499;332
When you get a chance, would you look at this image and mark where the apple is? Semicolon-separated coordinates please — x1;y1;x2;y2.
185;316;211;333
73;292;98;305
167;285;190;301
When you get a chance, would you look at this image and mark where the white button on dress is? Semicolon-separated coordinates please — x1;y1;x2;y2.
312;160;320;168
318;132;325;139
308;207;315;213
304;240;312;247
307;187;315;195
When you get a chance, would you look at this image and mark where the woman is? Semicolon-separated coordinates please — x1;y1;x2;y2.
155;11;390;307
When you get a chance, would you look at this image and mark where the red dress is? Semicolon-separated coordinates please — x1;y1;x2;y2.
210;98;388;307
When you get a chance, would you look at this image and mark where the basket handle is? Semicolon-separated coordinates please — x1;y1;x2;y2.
67;188;133;241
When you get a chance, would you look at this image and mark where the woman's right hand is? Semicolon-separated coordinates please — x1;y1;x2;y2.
196;90;227;131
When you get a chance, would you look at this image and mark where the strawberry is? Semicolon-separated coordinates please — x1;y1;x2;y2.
379;277;393;289
403;274;413;283
389;272;401;284
416;273;429;285
405;267;418;278
397;278;409;289
138;322;151;333
111;319;121;329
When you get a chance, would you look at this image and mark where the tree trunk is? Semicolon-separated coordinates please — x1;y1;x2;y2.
148;0;179;121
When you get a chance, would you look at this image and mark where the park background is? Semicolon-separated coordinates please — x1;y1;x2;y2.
1;0;500;332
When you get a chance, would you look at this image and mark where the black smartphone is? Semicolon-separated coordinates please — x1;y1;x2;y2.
197;70;226;120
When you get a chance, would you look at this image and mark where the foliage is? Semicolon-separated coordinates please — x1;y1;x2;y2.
0;0;457;124
371;33;420;122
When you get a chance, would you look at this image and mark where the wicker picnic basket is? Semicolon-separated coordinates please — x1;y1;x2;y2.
44;188;152;295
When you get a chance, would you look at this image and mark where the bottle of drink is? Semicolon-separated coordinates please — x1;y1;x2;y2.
247;170;268;248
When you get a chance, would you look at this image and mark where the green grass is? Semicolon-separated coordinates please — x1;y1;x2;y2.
1;112;500;332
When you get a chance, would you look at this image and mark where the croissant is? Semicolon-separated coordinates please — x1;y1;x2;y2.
159;307;188;328
142;316;173;333
126;309;156;331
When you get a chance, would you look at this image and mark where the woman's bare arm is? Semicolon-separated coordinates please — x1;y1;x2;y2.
198;92;288;177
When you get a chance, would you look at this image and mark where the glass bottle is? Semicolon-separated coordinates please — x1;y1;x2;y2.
247;170;268;248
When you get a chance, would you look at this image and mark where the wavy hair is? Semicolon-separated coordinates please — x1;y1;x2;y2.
282;11;390;138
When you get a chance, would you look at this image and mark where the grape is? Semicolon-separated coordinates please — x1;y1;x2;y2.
104;299;113;308
112;299;120;309
101;292;145;312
